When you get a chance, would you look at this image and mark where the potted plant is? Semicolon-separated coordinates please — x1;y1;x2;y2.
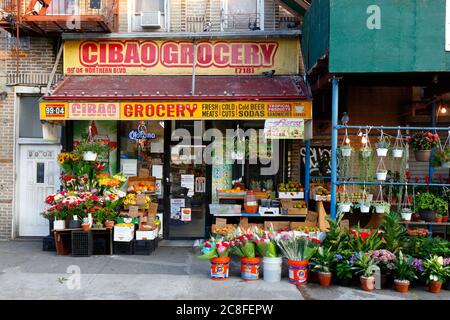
81;217;90;231
276;233;318;286
310;246;335;287
360;146;373;159
376;169;388;181
369;249;397;289
422;255;450;294
414;193;448;222
400;208;413;221
392;251;418;293
104;209;118;229
51;209;67;230
337;194;353;213
255;230;282;283
376;135;390;157
354;252;379;292
333;252;356;286
435;213;443;223
392;147;404;159
75;139;109;162
198;237;231;281
431;147;450;168
231;230;260;281
442;214;449;223
355;198;371;213
407;131;439;162
68;214;81;229
374;201;390;214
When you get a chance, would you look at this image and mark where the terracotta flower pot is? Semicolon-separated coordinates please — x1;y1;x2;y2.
394;279;410;293
81;223;90;231
429;280;443;294
318;272;332;287
414;150;432;162
442;216;449;223
435;216;443;223
360;276;376;292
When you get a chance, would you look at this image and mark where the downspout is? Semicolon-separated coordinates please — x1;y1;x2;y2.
15;0;21;82
191;39;197;96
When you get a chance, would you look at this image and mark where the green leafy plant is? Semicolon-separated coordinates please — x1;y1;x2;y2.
376;136;391;149
74;140;108;157
393;251;418;282
414;192;448;215
348;226;385;252
422;255;450;283
276;235;318;261
354;252;379;278
358;147;375;182
431;147;450;168
310;246;335;273
322;215;351;252
381;212;407;254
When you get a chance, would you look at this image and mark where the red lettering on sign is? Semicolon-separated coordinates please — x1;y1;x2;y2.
245;44;260;65
81;43;97;65
162;43;178;66
180;43;193;65
109;43;123;63
197;43;213;67
214;43;229;66
260;43;278;67
140;43;158;66
124;43;139;64
177;104;186;117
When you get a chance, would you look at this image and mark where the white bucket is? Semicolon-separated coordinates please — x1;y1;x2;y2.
393;149;403;158
53;220;66;230
375;205;385;214
376;171;387;181
401;212;412;221
83;151;98;161
341;148;352;157
340;203;351;213
360;204;371;213
442;162;450;169
376;148;388;157
263;257;282;283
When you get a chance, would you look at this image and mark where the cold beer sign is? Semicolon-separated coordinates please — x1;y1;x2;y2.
64;38;299;75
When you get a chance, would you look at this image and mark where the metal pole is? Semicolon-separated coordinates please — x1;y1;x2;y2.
335;125;450;131
304;140;311;203
429;101;437;183
330;77;339;220
191;40;197;96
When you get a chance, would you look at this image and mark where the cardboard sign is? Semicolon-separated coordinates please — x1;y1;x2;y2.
138;168;150;178
216;218;227;226
136;194;146;205
128;206;140;218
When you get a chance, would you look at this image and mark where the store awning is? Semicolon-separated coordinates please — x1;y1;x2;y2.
40;75;313;121
45;75;310;100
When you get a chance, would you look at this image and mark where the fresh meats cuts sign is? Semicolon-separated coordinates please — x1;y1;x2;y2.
63;39;299;75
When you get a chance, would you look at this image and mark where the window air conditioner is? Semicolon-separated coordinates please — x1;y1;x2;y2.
140;11;162;28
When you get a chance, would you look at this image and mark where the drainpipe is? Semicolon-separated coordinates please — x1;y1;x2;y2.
191;40;197;96
15;0;21;82
330;77;340;220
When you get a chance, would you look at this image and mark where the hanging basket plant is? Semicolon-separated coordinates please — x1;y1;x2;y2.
375;158;388;181
340;129;353;157
392;129;405;159
337;192;353;213
431;132;450;168
375;132;390;157
407;131;440;162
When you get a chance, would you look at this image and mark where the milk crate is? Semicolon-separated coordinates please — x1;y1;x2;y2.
71;231;93;257
113;241;134;255
133;240;155;255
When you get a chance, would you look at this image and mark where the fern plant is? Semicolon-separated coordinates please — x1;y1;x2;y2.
380;212;407;254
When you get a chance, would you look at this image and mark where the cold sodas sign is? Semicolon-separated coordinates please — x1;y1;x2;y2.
64;39;299;75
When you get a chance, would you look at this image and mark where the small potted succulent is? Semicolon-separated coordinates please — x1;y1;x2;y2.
407;131;439;162
75;139;109;162
310;246;335;287
375;135;390;157
354;252;379;292
392;251;417;293
422;255;450;294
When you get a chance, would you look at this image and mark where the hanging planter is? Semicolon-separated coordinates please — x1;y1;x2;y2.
375;132;390;157
374;202;389;214
338;202;352;213
431;146;450;169
376;170;388;181
400;208;413;221
75;139;108;162
376;148;388;157
83;151;98;161
360;147;373;159
407;131;439;162
392;148;404;158
341;146;353;157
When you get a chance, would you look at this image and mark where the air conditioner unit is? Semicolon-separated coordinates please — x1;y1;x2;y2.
141;11;162;28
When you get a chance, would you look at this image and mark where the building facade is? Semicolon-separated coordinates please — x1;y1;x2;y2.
0;0;308;240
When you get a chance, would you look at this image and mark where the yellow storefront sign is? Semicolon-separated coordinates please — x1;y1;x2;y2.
64;38;299;76
40;100;312;120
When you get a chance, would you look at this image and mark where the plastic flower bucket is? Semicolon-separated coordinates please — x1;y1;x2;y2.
241;257;261;281
288;260;309;286
376;148;388;157
392;149;403;158
263;257;282;283
210;257;231;281
53;220;66;230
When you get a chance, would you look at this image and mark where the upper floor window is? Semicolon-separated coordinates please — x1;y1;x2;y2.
222;0;262;31
131;0;168;32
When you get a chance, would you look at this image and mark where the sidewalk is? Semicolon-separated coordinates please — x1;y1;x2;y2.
0;240;449;300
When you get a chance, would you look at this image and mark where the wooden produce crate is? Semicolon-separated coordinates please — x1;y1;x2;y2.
54;230;72;256
264;221;291;232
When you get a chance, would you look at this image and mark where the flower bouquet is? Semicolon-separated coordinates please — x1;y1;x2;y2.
198;237;232;281
231;228;260;280
255;230;282;283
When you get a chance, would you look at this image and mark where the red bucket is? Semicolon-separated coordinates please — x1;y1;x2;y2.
288;260;309;285
241;257;261;281
210;257;231;281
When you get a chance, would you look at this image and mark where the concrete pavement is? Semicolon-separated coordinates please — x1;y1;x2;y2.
0;240;449;300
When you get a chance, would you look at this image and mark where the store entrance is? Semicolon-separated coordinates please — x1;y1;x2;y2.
166;121;209;239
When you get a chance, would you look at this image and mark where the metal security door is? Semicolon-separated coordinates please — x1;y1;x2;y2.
18;145;61;236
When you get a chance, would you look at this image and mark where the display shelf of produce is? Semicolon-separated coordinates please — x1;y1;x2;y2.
400;222;450;226
212;213;307;217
